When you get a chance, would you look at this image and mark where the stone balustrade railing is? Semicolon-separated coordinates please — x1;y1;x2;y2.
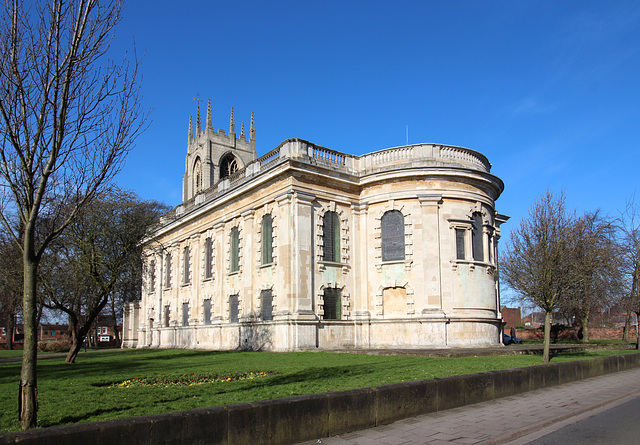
159;139;491;225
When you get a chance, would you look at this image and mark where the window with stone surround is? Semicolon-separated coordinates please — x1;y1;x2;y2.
323;288;341;320
164;305;170;327
164;253;172;288
220;153;238;179
381;210;405;261
204;237;213;279
182;246;191;284
182;302;189;326
149;259;156;293
203;299;212;325
229;294;239;323
262;214;273;265
230;227;240;272
455;228;466;260
261;289;273;321
472;212;484;262
322;211;340;262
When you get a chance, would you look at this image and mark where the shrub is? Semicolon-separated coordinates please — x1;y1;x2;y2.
37;340;70;353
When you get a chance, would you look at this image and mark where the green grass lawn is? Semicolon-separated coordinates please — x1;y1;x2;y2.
0;348;637;433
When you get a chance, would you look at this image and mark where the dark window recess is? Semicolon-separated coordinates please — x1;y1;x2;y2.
149;260;156;292
472;212;484;262
165;254;172;288
204;237;213;279
456;228;466;260
220;154;238;179
323;288;341;320
182;303;189;326
262;214;273;264
164;305;170;327
381;210;405;261
230;227;240;272
229;295;239;323
322;211;340;262
183;246;190;284
261;289;273;321
203;300;212;325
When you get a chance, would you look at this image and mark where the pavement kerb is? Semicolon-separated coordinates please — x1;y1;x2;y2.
485;385;640;445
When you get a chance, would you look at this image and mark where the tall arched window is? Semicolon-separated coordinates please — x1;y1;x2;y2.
381;210;405;261
322;211;340;262
323;288;341;320
230;227;240;272
193;157;202;193
220;153;238;179
472;212;484;262
262;214;273;265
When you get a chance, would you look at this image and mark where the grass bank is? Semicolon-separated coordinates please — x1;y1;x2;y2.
0;348;636;433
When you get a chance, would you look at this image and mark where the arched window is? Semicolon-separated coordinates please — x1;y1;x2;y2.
381;210;405;261
230;227;240;272
182;246;190;284
220;153;238;179
472;212;484;262
204;237;213;279
322;211;340;262
323;288;341;320
262;214;273;265
193;157;202;194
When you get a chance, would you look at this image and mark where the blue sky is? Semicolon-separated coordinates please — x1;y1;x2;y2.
112;0;640;245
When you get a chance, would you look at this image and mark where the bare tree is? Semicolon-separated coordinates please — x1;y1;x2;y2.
501;190;576;362
40;189;165;363
618;201;640;349
562;211;622;343
0;0;144;429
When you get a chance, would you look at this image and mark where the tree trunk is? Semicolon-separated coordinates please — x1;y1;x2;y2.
581;313;590;343
6;312;15;350
623;312;631;343
65;331;83;364
19;252;38;429
543;310;552;363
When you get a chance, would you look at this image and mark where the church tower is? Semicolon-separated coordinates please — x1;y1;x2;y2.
182;100;257;202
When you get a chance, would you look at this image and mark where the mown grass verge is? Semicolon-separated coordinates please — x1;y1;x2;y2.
0;348;636;433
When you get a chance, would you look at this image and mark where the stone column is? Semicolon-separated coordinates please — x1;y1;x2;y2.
241;209;255;317
213;221;225;321
418;194;443;311
291;191;316;318
350;202;369;319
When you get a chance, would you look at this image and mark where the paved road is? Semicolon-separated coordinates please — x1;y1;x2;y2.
299;367;640;445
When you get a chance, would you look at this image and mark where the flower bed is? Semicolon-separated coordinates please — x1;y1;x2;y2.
108;371;276;388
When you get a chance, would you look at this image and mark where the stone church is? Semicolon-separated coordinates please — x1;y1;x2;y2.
122;101;508;351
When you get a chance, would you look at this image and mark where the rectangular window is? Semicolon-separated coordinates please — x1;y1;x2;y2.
261;289;273;321
229;295;239;323
230;228;240;272
456;228;466;260
51;331;55;336
472;213;484;262
262;215;273;265
183;246;191;284
381;210;405;261
165;253;172;288
203;299;212;325
323;288;341;320
323;212;340;262
204;237;213;279
182;302;189;326
149;260;156;292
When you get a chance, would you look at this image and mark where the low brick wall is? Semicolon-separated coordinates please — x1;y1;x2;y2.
516;326;637;341
2;353;640;445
